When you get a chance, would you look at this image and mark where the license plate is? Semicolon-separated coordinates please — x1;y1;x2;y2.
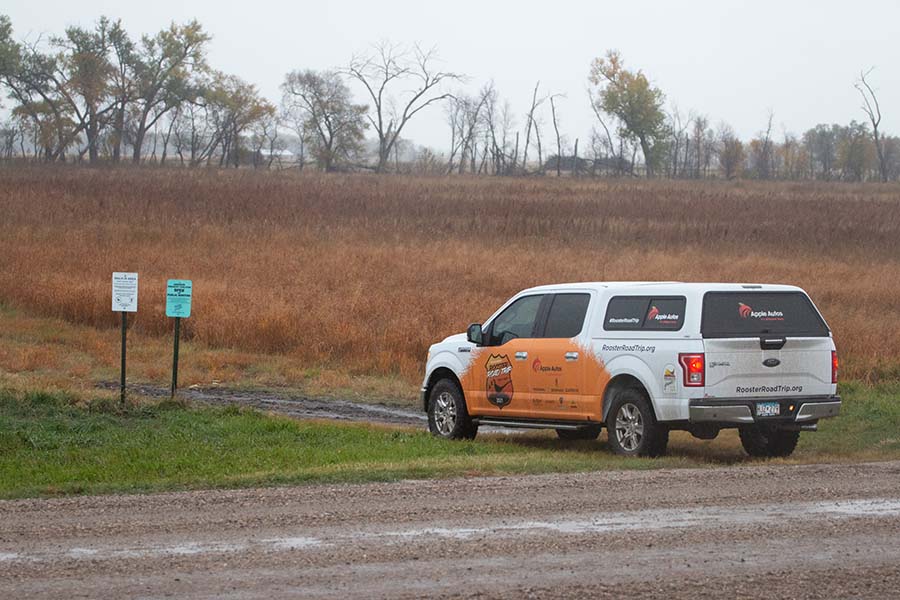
756;402;781;417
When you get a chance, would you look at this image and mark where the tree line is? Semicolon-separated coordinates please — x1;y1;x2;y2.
1;15;896;181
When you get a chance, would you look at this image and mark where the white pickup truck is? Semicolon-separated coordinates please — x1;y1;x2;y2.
421;282;840;458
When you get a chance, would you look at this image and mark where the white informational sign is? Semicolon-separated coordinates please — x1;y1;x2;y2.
112;272;139;312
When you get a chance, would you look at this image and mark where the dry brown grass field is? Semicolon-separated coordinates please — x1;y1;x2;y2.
1;166;899;387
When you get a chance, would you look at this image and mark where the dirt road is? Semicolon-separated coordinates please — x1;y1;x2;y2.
101;382;428;426
2;461;900;599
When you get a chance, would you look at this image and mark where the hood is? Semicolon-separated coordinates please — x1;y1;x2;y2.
441;332;468;344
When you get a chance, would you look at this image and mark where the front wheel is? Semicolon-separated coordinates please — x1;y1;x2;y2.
427;379;477;440
739;426;800;458
606;388;668;457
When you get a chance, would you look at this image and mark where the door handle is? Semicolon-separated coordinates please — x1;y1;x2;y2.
515;351;528;360
565;351;579;361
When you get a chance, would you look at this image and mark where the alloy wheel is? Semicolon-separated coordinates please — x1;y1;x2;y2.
615;402;644;452
434;391;458;435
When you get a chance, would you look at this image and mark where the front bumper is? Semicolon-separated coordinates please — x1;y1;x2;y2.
689;395;841;425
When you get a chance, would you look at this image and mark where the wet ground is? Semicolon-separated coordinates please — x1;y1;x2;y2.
99;382;428;427
2;461;900;598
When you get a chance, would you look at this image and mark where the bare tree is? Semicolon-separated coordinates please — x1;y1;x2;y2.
717;122;745;180
520;81;547;172
0;119;20;159
279;104;307;170
856;68;887;182
778;129;803;180
549;94;565;176
667;105;690;178
107;24;134;162
572;138;579;177
281;69;367;172
346;42;460;173
171;95;212;166
445;85;489;174
481;83;517;175
445;94;463;173
750;110;775;179
588;88;620;175
249;113;281;169
465;87;492;174
691;115;710;178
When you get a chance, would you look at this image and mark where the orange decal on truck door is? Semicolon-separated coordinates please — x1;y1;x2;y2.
529;339;609;421
461;339;534;418
484;353;515;408
529;339;581;418
463;340;610;421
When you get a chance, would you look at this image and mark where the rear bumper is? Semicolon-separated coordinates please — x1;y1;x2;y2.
689;395;841;425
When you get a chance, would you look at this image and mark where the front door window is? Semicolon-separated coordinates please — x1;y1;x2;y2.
487;295;544;346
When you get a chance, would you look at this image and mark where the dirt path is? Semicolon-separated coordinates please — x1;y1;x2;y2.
101;382;427;427
2;461;900;599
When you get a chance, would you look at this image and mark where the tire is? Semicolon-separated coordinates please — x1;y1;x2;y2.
739;426;800;458
427;379;478;440
556;426;602;441
606;388;668;457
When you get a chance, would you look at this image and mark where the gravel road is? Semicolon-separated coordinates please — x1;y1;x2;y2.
3;461;900;599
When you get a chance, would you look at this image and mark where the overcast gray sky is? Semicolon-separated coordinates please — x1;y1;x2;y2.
5;0;899;151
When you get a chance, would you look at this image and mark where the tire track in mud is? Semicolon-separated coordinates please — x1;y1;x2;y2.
4;498;899;565
97;382;427;427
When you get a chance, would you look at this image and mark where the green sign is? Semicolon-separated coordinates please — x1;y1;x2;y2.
166;280;193;318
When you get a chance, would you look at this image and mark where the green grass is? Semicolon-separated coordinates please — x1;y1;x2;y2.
803;381;900;455
0;384;898;499
0;390;652;498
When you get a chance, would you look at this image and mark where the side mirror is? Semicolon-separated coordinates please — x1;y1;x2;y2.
466;323;484;346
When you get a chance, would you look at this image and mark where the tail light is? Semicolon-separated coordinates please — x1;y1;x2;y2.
679;353;705;387
832;350;838;384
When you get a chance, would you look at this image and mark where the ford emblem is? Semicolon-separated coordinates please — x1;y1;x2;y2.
763;358;781;368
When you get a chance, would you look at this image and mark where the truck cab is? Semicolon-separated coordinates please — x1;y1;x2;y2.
421;282;840;458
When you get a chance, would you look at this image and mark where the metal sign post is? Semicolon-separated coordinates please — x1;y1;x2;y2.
166;280;192;398
121;311;127;403
171;317;181;398
112;272;138;406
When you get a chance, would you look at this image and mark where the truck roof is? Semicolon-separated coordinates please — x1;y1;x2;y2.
520;282;805;295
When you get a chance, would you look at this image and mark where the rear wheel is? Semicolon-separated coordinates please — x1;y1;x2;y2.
739;426;800;458
606;388;668;457
556;426;602;441
427;379;477;440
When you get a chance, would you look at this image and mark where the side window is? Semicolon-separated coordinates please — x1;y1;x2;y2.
643;298;686;330
604;296;648;330
604;296;686;331
542;294;591;338
487;295;544;345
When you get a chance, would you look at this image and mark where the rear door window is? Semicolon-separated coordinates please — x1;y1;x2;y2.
541;293;591;338
702;291;829;338
604;296;686;331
